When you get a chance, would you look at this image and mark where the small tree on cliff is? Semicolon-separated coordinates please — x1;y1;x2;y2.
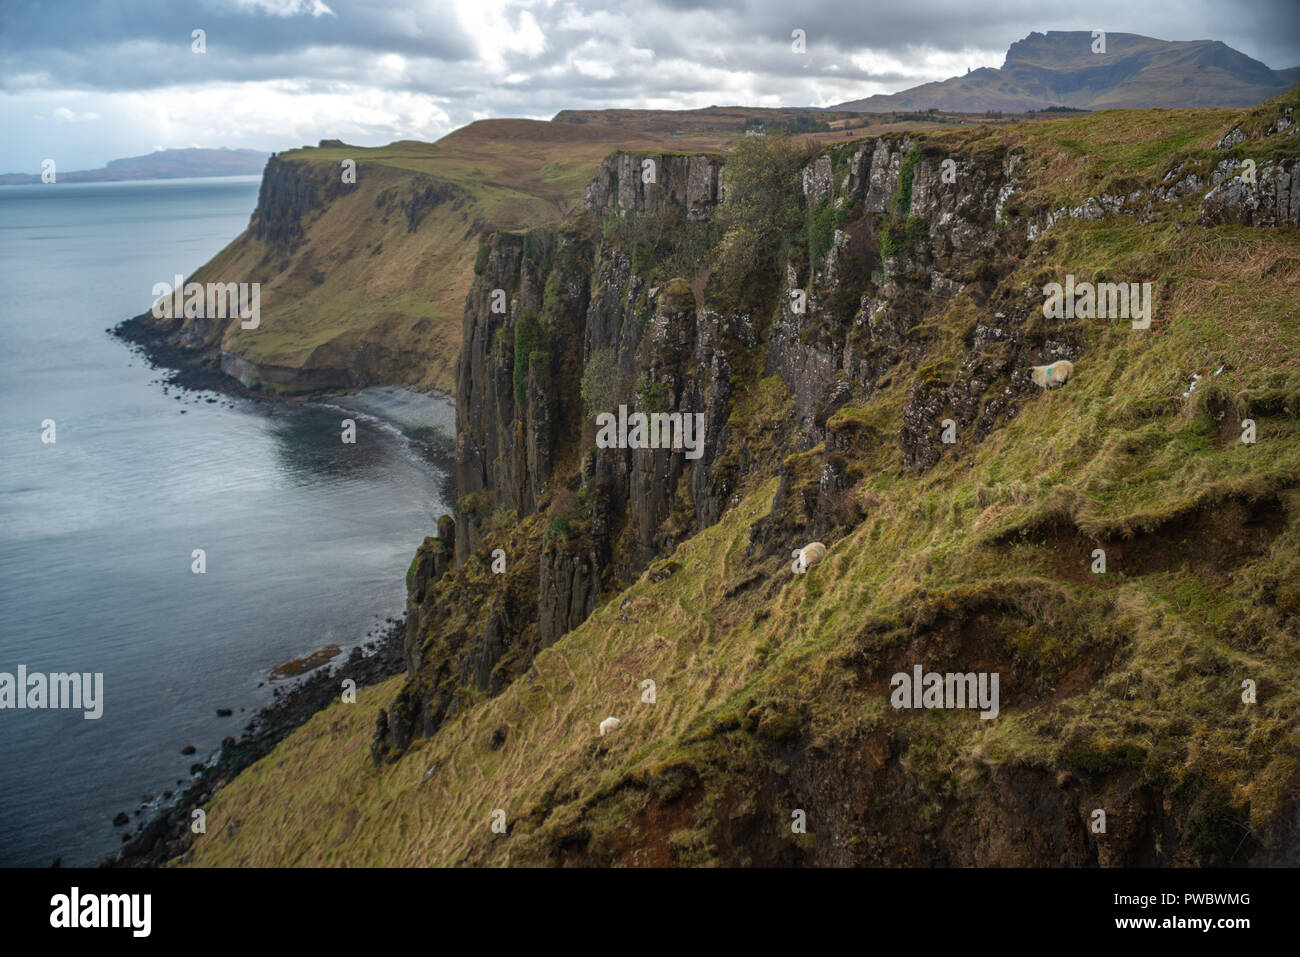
718;132;810;297
580;346;629;418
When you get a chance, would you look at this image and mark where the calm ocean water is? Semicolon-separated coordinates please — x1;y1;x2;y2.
0;176;452;867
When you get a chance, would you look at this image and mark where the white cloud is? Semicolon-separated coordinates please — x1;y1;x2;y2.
572;58;614;79
848;46;1003;83
231;0;336;17
51;106;101;122
451;0;548;73
8;72;55;90
4;0;1297;172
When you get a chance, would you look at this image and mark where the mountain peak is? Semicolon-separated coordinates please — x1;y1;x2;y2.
832;31;1295;114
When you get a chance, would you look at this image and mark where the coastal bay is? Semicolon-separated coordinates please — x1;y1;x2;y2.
0;177;452;866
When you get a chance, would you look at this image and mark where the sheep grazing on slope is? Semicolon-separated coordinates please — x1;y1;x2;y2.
795;541;827;571
599;716;621;736
1030;359;1075;389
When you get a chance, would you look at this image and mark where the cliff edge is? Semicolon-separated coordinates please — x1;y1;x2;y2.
167;89;1300;867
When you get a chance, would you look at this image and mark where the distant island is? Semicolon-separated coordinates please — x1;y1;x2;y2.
0;147;269;185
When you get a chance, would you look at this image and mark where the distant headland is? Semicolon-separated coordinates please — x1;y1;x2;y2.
0;147;269;185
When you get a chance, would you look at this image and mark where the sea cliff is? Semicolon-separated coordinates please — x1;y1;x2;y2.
142;90;1300;867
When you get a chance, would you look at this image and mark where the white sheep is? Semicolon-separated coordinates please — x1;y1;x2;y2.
793;541;827;573
599;716;621;736
1029;359;1075;389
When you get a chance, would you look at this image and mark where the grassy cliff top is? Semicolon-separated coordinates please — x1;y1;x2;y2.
191;119;738;393
182;92;1300;865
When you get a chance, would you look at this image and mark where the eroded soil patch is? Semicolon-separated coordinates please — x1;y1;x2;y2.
999;496;1286;587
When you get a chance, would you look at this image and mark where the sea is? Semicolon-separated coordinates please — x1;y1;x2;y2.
0;175;453;866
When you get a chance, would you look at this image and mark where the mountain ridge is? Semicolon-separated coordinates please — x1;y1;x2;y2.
0;147;269;185
831;31;1299;114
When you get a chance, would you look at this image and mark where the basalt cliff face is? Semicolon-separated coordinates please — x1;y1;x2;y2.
373;134;1065;765
185;90;1300;868
375;153;744;754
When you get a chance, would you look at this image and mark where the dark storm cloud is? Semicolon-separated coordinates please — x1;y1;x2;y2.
0;0;474;93
3;0;1296;96
0;0;474;65
3;0;1297;172
719;0;1300;67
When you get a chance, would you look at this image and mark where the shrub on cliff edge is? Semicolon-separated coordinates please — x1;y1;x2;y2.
717;133;809;294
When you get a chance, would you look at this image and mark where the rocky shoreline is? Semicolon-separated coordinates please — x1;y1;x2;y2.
113;312;459;471
96;312;446;868
114;312;305;401
98;619;406;868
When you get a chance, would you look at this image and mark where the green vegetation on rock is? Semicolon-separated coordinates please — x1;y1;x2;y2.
180;89;1300;868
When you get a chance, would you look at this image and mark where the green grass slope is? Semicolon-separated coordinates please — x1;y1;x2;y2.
181;95;1299;866
193;121;734;393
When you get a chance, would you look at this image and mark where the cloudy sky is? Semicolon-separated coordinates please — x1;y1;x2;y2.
2;0;1298;172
